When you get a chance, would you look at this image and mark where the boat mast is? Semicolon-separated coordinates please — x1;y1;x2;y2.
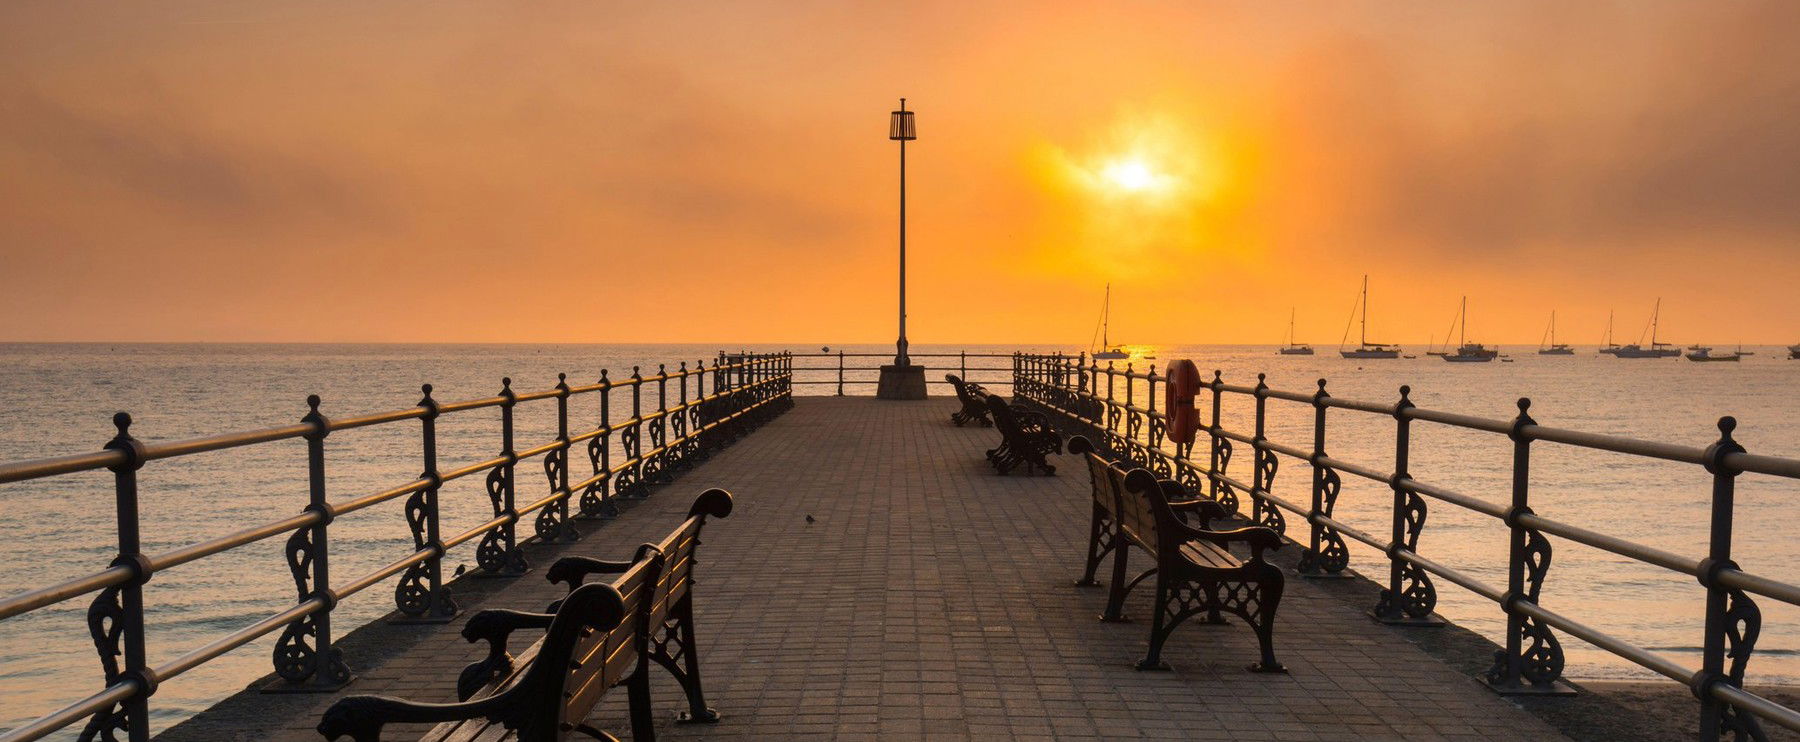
1102;284;1111;349
1650;297;1662;347
1551;311;1557;346
1360;275;1369;347
1287;307;1296;346
1458;296;1467;347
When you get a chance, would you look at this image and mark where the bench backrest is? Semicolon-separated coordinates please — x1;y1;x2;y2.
985;395;1029;439
645;488;733;631
945;373;972;402
1070;435;1171;560
562;546;662;735
1075;440;1121;522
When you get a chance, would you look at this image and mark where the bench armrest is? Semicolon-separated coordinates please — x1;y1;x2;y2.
546;555;635;590
456;609;553;701
319;692;512;742
1175;523;1283;559
1159;479;1229;525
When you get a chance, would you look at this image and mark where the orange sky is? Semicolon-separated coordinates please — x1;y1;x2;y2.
2;1;1796;345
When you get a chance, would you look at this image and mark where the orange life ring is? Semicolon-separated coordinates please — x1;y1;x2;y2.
1164;359;1202;444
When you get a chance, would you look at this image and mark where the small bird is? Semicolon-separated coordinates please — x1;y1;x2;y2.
805;514;815;524
453;564;467;577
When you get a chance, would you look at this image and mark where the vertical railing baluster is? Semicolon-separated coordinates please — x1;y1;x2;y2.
82;413;153;741
1696;416;1763;738
553;374;579;540
1487;398;1566;694
1373;387;1437;622
628;367;645;496
477;379;529;572
1205;370;1233;512
1299;380;1349;579
1249;374;1284;534
270;396;354;689
395;385;456;622
836;349;845;396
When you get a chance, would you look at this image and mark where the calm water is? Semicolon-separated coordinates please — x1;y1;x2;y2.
1;342;1797;737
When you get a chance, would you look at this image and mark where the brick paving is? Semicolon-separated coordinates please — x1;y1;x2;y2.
163;397;1569;741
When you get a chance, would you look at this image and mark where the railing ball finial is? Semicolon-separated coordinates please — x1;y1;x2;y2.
113;411;132;435
558;372;567;383
1718;415;1737;436
307;394;322;413
1517;397;1531;414
1399;384;1410;397
420;384;433;398
502;377;512;390
1317;378;1328;391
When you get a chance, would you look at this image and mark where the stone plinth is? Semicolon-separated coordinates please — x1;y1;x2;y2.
875;364;927;400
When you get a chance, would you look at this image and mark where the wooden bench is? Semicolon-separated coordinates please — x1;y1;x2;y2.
984;394;1061;475
944;374;993;427
317;490;733;741
1068;436;1286;673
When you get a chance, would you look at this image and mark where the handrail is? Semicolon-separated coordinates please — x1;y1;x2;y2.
0;351;796;742
1011;351;1800;737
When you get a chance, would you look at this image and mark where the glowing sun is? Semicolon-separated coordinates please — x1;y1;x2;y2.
1101;158;1158;191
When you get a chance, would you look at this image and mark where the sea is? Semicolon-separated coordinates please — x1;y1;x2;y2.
2;342;1797;738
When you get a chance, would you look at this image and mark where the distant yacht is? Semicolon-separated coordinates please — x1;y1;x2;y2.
1338;275;1400;359
1685;346;1742;362
1537;311;1574;355
1598;310;1621;355
1441;296;1497;362
1613;298;1681;358
1091;284;1128;360
1279;308;1314;355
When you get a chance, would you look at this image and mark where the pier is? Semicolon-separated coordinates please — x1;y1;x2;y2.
159;396;1566;741
2;352;1798;741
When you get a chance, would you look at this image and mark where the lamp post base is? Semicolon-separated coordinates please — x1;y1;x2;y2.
876;364;928;400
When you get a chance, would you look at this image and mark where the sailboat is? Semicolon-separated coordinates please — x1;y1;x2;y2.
1091;284;1128;360
1442;297;1497;362
1538;311;1574;355
1613;299;1681;358
1279;308;1314;355
1338;275;1400;359
1598;310;1621;355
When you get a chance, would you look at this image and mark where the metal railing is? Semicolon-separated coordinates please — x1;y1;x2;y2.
0;352;794;742
783;351;1018;395
1012;351;1800;741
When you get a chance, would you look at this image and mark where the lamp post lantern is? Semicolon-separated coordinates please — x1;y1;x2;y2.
877;98;928;400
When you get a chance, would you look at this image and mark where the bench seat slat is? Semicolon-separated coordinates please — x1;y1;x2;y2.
1179;541;1243;570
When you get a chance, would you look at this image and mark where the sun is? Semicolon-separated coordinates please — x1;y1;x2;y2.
1101;158;1157;191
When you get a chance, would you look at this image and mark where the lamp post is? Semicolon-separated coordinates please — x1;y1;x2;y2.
877;98;927;400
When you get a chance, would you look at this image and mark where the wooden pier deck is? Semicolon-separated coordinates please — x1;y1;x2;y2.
164;397;1573;741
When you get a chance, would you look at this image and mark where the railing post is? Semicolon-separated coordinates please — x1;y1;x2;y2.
81;413;154;741
1695;416;1764;739
536;374;579;542
622;367;646;498
269;396;355;690
477;380;530;573
1486;398;1569;694
1206;370;1234;513
1249;374;1285;535
1372;386;1439;623
394;385;456;623
1298;380;1349;579
836;350;845;396
645;364;670;484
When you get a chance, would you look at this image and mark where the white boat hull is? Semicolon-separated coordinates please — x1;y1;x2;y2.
1340;349;1400;359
